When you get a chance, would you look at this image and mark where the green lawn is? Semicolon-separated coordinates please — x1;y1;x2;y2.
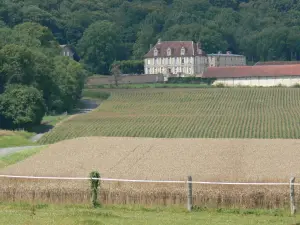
0;203;298;225
0;146;46;169
0;131;35;148
42;115;69;126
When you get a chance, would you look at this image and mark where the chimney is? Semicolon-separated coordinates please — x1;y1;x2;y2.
226;51;231;55
196;42;202;54
196;42;201;50
157;38;161;44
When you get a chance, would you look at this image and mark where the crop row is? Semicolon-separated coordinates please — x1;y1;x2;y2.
39;88;300;144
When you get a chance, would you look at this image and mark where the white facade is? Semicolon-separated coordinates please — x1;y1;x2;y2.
213;76;300;87
144;56;207;76
144;40;208;76
208;53;246;67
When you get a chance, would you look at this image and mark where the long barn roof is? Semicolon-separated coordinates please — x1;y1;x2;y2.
202;65;300;78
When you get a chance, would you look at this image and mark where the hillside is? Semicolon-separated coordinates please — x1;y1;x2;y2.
4;136;300;181
39;88;300;144
1;0;300;75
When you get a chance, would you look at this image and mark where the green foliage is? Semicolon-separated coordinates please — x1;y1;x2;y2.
82;90;110;100
52;56;87;113
78;21;121;74
113;60;144;74
0;22;88;130
167;77;216;85
89;171;101;208
0;85;46;129
1;0;300;64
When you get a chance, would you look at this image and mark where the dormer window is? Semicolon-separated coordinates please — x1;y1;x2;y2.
154;48;158;57
167;47;171;56
181;47;185;56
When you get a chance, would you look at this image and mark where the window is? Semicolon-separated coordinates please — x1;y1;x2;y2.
147;68;150;74
167;48;171;56
180;47;185;56
181;58;184;64
154;58;157;64
154;48;158;56
147;59;151;65
168;57;171;64
188;67;192;74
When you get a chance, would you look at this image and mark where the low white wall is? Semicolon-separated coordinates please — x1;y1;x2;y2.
213;76;300;87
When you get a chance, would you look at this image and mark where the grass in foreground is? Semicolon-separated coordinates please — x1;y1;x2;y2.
0;146;46;169
39;88;300;144
0;131;35;148
0;203;298;225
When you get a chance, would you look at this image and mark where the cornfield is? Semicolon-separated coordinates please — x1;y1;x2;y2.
38;88;300;144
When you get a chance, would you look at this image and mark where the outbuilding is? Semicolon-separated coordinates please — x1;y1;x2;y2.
202;64;300;87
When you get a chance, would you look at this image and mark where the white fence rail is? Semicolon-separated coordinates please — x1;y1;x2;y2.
0;174;298;214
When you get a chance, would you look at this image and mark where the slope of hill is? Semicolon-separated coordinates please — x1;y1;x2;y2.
39;88;300;144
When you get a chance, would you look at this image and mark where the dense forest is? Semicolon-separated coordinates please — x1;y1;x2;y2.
1;0;300;129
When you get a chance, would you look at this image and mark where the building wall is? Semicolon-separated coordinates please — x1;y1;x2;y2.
213;76;300;87
144;56;207;76
208;55;246;67
194;56;208;74
61;47;74;58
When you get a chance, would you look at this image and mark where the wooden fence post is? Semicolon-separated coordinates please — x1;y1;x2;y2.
187;176;193;211
290;177;296;216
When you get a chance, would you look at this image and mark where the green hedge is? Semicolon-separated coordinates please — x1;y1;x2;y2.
167;77;216;85
113;60;144;74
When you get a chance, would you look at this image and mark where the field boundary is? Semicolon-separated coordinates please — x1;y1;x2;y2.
0;174;298;186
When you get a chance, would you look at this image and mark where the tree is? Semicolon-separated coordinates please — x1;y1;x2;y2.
52;56;87;113
0;85;46;129
78;21;121;74
110;63;122;86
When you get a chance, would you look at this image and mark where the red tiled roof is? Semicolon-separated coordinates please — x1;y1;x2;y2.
144;41;206;58
254;61;300;66
202;65;300;78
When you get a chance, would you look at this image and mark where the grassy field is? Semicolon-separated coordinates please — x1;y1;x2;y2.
0;130;35;148
39;88;300;144
0;146;46;169
0;203;298;225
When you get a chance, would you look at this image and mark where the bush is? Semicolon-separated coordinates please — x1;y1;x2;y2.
215;83;225;88
82;90;110;99
112;60;144;74
0;85;46;129
167;77;216;85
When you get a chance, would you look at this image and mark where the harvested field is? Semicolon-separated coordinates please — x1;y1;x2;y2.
1;137;300;208
39;88;300;144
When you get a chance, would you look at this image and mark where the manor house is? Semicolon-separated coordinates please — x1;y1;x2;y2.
144;39;208;76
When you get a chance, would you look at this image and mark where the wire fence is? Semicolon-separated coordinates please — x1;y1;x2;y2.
0;174;298;213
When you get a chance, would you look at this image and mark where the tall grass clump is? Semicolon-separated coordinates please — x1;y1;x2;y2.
90;171;101;208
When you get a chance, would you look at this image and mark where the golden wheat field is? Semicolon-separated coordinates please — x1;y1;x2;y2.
38;88;300;144
3;136;300;180
1;136;300;208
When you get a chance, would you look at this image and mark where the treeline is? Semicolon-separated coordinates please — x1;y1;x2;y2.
0;22;87;130
1;0;300;76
